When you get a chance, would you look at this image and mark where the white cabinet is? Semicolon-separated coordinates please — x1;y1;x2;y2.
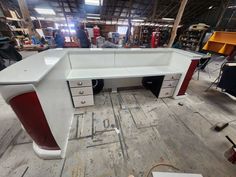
69;80;92;87
71;87;93;96
164;74;181;81
68;79;94;108
73;95;94;107
159;74;181;98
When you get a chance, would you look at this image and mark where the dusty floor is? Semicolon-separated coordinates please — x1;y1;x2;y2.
0;54;236;177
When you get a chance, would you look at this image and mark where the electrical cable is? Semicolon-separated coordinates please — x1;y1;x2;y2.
145;163;180;177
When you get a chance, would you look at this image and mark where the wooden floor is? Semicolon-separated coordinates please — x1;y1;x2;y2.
0;57;236;177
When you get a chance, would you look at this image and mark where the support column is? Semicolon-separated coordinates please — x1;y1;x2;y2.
167;0;188;47
17;0;37;37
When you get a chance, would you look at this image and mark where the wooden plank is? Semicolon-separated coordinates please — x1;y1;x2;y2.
152;106;231;176
13;129;32;145
61;140;119;177
69;116;78;140
92;92;116;133
119;90;166;128
77;112;93;138
0;144;64;177
0;120;21;157
17;0;38;37
168;0;188;47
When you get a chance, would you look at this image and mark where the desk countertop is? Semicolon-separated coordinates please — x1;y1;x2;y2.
0;49;66;84
0;48;201;85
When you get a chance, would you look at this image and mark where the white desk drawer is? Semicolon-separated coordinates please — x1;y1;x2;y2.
69;80;92;87
71;87;93;96
162;80;178;88
164;74;181;81
159;88;175;98
73;95;94;108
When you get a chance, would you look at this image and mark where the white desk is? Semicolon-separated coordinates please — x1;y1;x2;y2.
0;48;201;159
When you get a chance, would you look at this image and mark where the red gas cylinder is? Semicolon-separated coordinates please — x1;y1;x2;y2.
151;31;160;48
93;25;100;44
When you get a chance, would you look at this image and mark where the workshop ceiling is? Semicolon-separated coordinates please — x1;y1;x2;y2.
3;0;236;27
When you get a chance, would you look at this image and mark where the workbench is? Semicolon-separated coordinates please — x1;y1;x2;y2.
0;48;201;159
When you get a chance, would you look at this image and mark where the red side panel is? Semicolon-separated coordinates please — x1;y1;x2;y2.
9;92;60;150
178;60;199;96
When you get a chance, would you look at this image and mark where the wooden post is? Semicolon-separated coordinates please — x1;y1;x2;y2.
17;0;37;37
167;0;188;48
151;0;158;22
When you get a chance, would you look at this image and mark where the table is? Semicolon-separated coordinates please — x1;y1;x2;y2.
0;48;201;159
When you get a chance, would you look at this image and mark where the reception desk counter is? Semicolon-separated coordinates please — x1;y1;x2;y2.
0;48;201;159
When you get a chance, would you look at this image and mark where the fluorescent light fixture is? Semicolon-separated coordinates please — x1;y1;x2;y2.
35;8;56;15
131;19;144;22
87;13;100;16
86;16;101;20
55;23;59;29
162;18;175;21
70;29;76;33
105;20;112;25
118;26;128;34
85;0;103;6
228;5;236;9
208;6;213;9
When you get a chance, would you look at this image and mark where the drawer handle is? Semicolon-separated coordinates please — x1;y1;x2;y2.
81;100;86;104
171;76;175;79
79;91;84;94
165;92;169;95
78;82;83;86
168;84;172;87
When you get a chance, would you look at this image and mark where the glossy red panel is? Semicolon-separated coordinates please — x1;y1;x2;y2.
178;60;199;96
9;92;60;150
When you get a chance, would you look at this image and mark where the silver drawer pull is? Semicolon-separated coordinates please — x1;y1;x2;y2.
79;91;84;94
81;100;86;104
78;82;83;86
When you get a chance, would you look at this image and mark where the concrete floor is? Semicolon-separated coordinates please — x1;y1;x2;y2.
0;54;236;177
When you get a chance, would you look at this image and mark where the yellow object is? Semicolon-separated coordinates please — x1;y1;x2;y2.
203;31;236;55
